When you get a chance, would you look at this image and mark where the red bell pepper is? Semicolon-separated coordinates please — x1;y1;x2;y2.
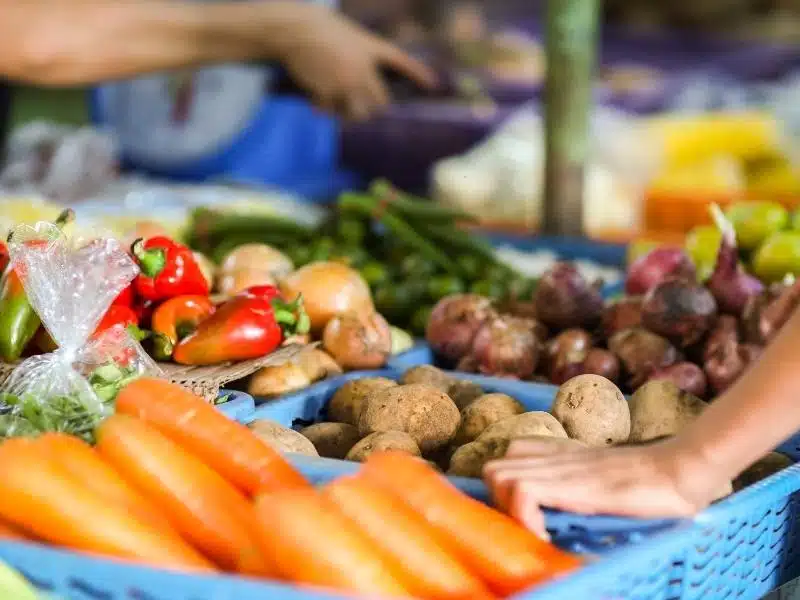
242;285;282;302
94;305;138;337
0;241;9;275
150;295;215;361
112;285;134;307
131;236;210;302
172;292;309;366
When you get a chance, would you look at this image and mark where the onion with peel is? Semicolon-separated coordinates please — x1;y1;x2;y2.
641;277;717;347
425;294;495;363
532;262;603;330
626;247;696;296
707;205;763;316
280;261;374;334
468;315;540;378
322;311;392;370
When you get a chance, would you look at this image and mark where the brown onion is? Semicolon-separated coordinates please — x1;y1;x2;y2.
544;329;592;373
322;311;392;370
280;261;374;334
550;348;620;385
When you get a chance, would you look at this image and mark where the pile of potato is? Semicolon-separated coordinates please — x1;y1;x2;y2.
247;365;793;491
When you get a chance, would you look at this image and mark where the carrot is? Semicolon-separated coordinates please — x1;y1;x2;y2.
0;438;214;572
115;378;309;495
96;414;273;576
36;433;172;532
0;518;33;541
253;488;411;597
322;475;495;600
361;452;582;595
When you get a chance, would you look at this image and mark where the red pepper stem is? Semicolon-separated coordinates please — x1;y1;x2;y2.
131;238;167;279
271;294;309;336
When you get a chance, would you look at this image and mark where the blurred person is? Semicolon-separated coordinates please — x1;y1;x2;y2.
0;0;435;126
484;304;800;536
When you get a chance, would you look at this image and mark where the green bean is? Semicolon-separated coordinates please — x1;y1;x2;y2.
420;223;498;265
369;179;478;224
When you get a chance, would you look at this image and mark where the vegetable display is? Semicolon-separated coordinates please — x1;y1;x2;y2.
0;375;581;598
185;180;541;337
424;205;799;399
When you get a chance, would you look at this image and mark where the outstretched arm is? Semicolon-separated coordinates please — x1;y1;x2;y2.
0;0;283;85
0;0;434;119
484;304;800;535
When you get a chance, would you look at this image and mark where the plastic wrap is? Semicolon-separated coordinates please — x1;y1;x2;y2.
0;221;158;439
0;122;118;202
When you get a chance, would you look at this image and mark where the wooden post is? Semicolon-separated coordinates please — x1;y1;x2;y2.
542;0;600;236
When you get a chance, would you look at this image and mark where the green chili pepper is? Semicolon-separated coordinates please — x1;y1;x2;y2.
0;209;73;362
369;179;478;224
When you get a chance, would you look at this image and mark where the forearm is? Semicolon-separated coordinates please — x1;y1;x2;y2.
0;0;305;85
678;306;800;479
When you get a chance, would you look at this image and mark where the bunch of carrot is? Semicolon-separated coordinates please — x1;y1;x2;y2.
0;377;581;599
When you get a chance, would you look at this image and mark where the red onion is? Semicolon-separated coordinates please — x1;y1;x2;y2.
642;277;718;347
704;339;762;395
469;315;541;378
608;327;679;386
703;315;739;363
550;348;621;385
626;247;696;296
742;279;800;345
425;294;494;363
601;296;644;338
532;262;603;330
707;205;764;316
647;362;708;398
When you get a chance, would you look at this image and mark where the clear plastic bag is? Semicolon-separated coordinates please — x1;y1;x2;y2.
0;220;158;440
0;122;118;202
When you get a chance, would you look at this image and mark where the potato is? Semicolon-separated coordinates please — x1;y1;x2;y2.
345;431;421;462
453;393;525;446
479;411;568;444
300;422;360;459
358;383;460;453
628;380;706;443
400;365;454;392
734;452;793;491
249;420;318;456
448;379;485;411
327;377;397;426
297;349;343;381
448;435;586;478
448;437;511;478
248;363;312;398
551;374;630;447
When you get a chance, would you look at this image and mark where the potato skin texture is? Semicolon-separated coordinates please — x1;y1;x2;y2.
345;431;421;462
300;423;361;459
327;377;397;426
551;374;630;447
358;384;460;454
628;380;706;443
453;394;525;447
249;420;319;456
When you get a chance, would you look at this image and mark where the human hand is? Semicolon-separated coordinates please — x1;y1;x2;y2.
275;4;436;120
483;437;729;537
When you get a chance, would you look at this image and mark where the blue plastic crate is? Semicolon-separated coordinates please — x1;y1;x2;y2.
215;389;256;422
250;370;677;543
